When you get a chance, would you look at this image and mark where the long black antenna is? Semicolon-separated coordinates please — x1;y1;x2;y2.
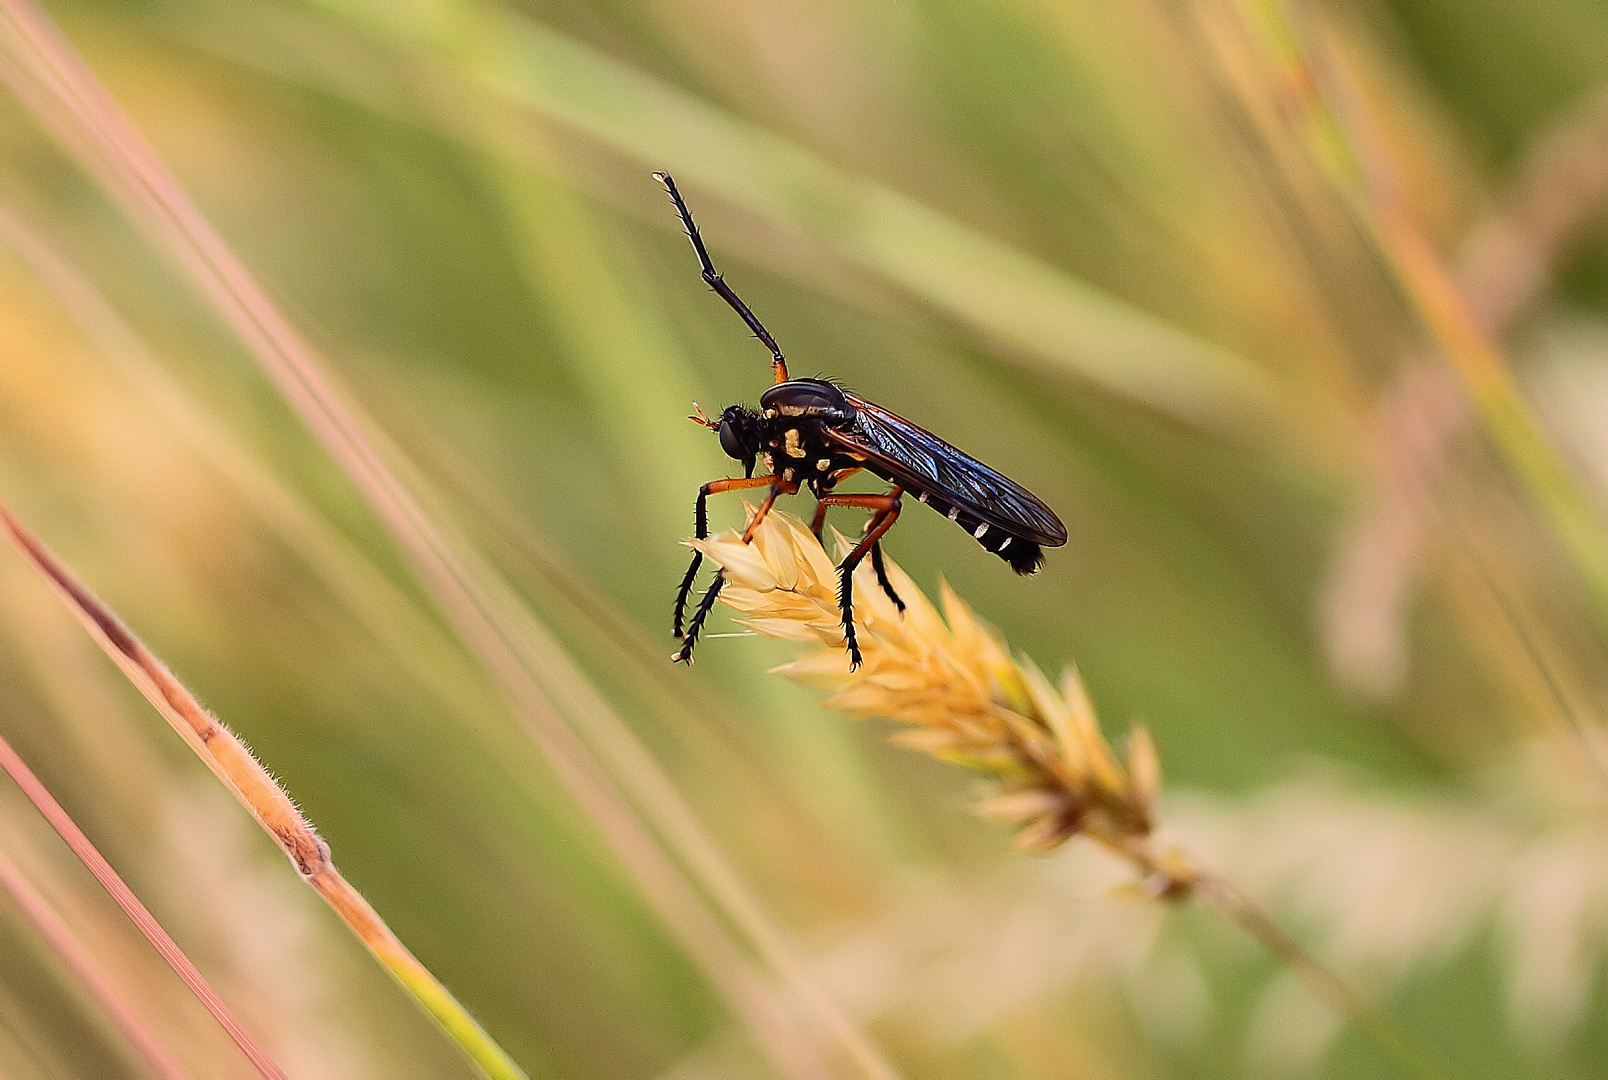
652;172;789;384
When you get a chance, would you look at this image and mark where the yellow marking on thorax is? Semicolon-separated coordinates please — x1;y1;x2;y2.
783;428;808;458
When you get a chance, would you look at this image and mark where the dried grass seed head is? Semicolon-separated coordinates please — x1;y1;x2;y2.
690;508;1164;856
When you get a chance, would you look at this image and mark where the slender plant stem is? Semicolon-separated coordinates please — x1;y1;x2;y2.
0;844;191;1080
1432;500;1608;793
0;501;529;1080
0;733;282;1079
1283;0;1608;637
1107;834;1453;1080
1190;871;1455;1080
0;3;885;1073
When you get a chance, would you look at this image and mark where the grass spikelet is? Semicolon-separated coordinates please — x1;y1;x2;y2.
693;509;1169;867
695;509;1459;1079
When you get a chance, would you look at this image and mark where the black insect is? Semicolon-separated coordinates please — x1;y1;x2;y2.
656;172;1066;669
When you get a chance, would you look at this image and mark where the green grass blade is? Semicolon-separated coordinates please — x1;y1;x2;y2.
299;0;1276;435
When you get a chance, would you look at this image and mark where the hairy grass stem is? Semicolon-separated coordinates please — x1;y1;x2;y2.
0;500;526;1080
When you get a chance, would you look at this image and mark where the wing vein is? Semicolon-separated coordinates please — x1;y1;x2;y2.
828;393;1066;545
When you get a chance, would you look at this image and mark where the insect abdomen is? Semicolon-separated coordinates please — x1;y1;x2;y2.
906;484;1043;575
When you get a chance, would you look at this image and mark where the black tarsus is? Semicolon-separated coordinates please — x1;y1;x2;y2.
674;570;725;663
837;561;862;670
672;482;716;637
672;552;701;638
870;541;904;613
674;475;788;660
837;495;903;670
677;475;780;636
653;172;788;379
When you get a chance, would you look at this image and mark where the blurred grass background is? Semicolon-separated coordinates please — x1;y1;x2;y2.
0;0;1607;1076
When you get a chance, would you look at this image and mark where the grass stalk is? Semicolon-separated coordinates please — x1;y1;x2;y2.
0;838;190;1080
1188;873;1452;1080
692;508;1455;1080
0;5;875;1073
296;0;1273;436
0;730;280;1078
1318;89;1608;777
1276;1;1608;635
0;500;527;1080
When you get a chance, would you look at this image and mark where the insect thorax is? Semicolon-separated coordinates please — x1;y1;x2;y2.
755;379;862;488
757;415;856;488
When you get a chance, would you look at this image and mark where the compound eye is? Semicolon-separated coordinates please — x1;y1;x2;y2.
718;418;747;460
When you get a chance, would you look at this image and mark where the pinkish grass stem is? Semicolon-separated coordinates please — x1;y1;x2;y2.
0;2;887;1074
0;499;527;1080
0;846;190;1080
0;732;284;1079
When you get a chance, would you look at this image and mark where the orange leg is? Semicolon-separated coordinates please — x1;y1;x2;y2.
674;476;799;663
814;486;904;610
741;479;796;542
814;486;897;526
817;488;903;669
810;500;829;539
809;468;862;540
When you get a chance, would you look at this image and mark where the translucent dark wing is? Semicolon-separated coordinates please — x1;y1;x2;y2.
826;392;1067;546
